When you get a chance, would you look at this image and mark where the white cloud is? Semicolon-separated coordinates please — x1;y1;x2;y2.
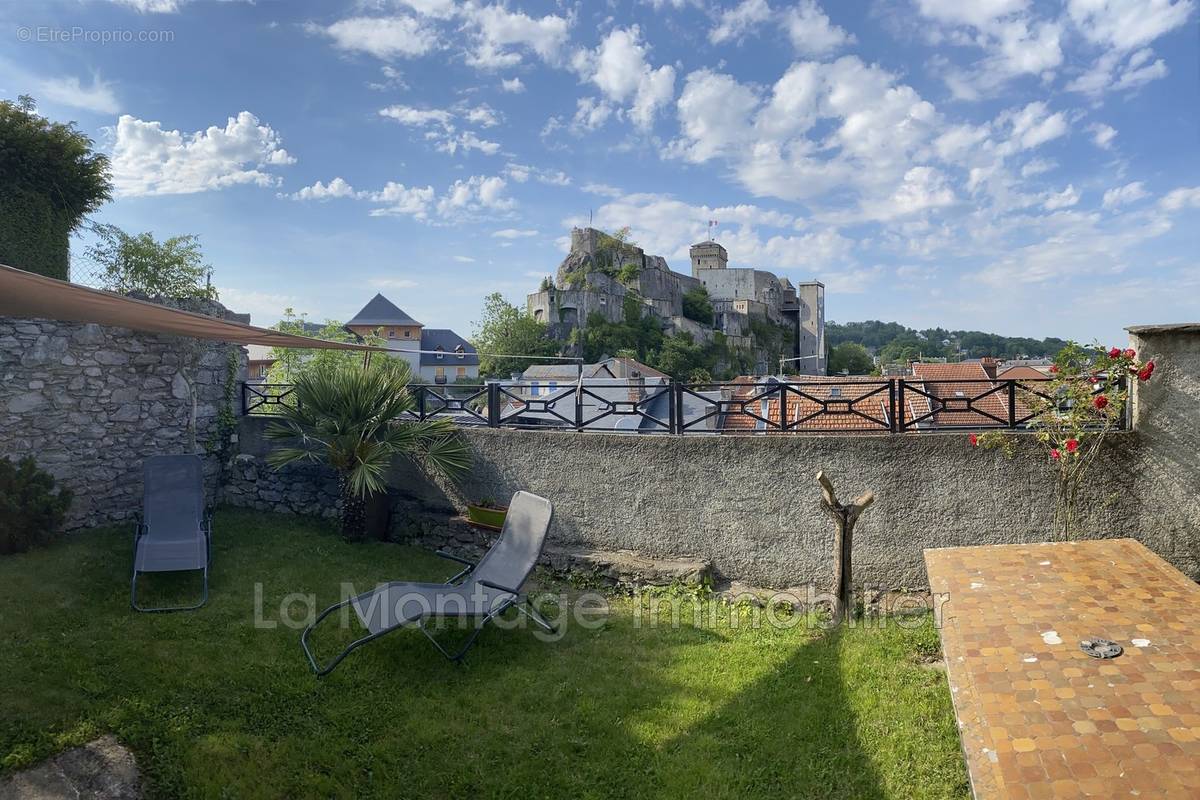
391;0;457;19
1068;46;1171;95
504;162;570;185
709;0;773;44
576;26;676;130
107;0;182;11
914;1;1064;98
312;16;438;60
378;102;501;156
284;177;361;200
492;228;537;238
1089;123;1117;149
879;166;957;218
1067;0;1194;52
1000;101;1069;153
367;181;437;218
434;174;512;217
669;69;759;162
571;97;614;132
1102;181;1149;208
378;104;453;127
453;255;476;262
461;3;571;69
1160;186;1200;211
500;77;525;92
111;111;295;197
1020;158;1056;177
37;74;120;114
1043;184;1081;210
784;1;855;56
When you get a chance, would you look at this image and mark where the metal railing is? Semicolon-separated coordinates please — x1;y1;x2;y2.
241;377;1125;435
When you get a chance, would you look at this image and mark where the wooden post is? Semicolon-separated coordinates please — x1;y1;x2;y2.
817;470;875;624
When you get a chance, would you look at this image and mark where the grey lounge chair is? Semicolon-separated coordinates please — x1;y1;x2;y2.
301;490;555;676
131;454;211;613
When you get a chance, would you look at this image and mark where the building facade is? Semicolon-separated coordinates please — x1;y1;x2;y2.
345;294;480;384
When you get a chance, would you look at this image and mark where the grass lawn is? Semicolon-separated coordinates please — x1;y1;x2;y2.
0;509;969;799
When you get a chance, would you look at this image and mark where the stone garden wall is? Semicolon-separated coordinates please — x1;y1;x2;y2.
0;297;247;529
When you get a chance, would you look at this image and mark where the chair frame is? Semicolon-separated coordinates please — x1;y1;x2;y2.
130;510;212;613
300;550;557;677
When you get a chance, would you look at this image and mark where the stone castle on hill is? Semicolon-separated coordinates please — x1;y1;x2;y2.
526;227;826;375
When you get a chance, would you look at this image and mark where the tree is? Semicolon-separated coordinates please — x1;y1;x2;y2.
681;286;714;325
266;309;382;385
265;361;471;541
827;342;874;375
471;293;559;378
0;95;111;279
87;224;217;299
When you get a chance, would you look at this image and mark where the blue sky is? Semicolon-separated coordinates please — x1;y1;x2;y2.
3;0;1198;345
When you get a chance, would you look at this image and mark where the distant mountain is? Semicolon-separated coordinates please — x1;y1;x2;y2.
827;320;1068;362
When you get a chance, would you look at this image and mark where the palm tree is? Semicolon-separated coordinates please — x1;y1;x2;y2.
264;360;471;541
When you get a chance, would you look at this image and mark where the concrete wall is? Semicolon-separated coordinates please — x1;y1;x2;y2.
0;297;248;529
230;324;1198;590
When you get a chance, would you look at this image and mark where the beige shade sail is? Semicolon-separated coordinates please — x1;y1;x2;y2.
0;263;384;351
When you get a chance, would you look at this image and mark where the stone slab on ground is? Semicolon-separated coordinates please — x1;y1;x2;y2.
0;736;140;800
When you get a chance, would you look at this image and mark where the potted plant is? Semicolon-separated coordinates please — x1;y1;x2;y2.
265;360;471;542
466;498;508;530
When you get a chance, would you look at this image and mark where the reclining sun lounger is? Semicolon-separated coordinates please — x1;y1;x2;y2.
131;454;211;612
301;490;555;676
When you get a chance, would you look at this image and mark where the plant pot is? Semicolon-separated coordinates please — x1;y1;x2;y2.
466;503;507;531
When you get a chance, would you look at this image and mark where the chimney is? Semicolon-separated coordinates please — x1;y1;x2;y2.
628;370;645;403
980;357;998;379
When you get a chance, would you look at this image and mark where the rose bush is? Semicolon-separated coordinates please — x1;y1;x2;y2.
970;342;1156;538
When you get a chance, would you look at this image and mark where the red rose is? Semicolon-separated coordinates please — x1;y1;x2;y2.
969;433;978;447
1050;448;1061;460
1124;348;1136;359
1107;347;1121;358
1049;364;1059;373
1093;394;1109;410
1066;439;1078;453
1088;375;1099;384
1137;361;1155;381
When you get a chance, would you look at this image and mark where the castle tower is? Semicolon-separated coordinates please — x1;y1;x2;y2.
689;241;728;277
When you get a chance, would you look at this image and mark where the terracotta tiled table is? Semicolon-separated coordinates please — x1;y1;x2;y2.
925;539;1200;799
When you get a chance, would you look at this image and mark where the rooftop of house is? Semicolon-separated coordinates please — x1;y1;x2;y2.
346;294;423;328
520;356;668;382
417;329;478;367
995;365;1052;380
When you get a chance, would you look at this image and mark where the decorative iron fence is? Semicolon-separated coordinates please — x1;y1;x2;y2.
241;377;1127;435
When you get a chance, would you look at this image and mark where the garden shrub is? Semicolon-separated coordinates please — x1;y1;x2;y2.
0;456;73;554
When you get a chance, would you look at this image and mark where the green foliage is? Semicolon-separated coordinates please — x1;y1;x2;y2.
0;456;72;555
681;286;714;325
827;342;874;375
265;361;470;540
616;261;641;284
205;348;241;459
0;96;111;279
266;310;381;386
87;224;216;300
827;320;1068;362
972;342;1153;538
538;275;554;291
471;293;559;378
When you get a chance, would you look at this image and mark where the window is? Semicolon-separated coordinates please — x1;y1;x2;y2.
548;381;557;393
435;367;445;378
530;381;540;396
829;387;841;398
388;328;395;339
258;365;267;378
404;329;411;338
456;367;466;378
436;346;444;360
455;345;465;359
953;390;965;398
